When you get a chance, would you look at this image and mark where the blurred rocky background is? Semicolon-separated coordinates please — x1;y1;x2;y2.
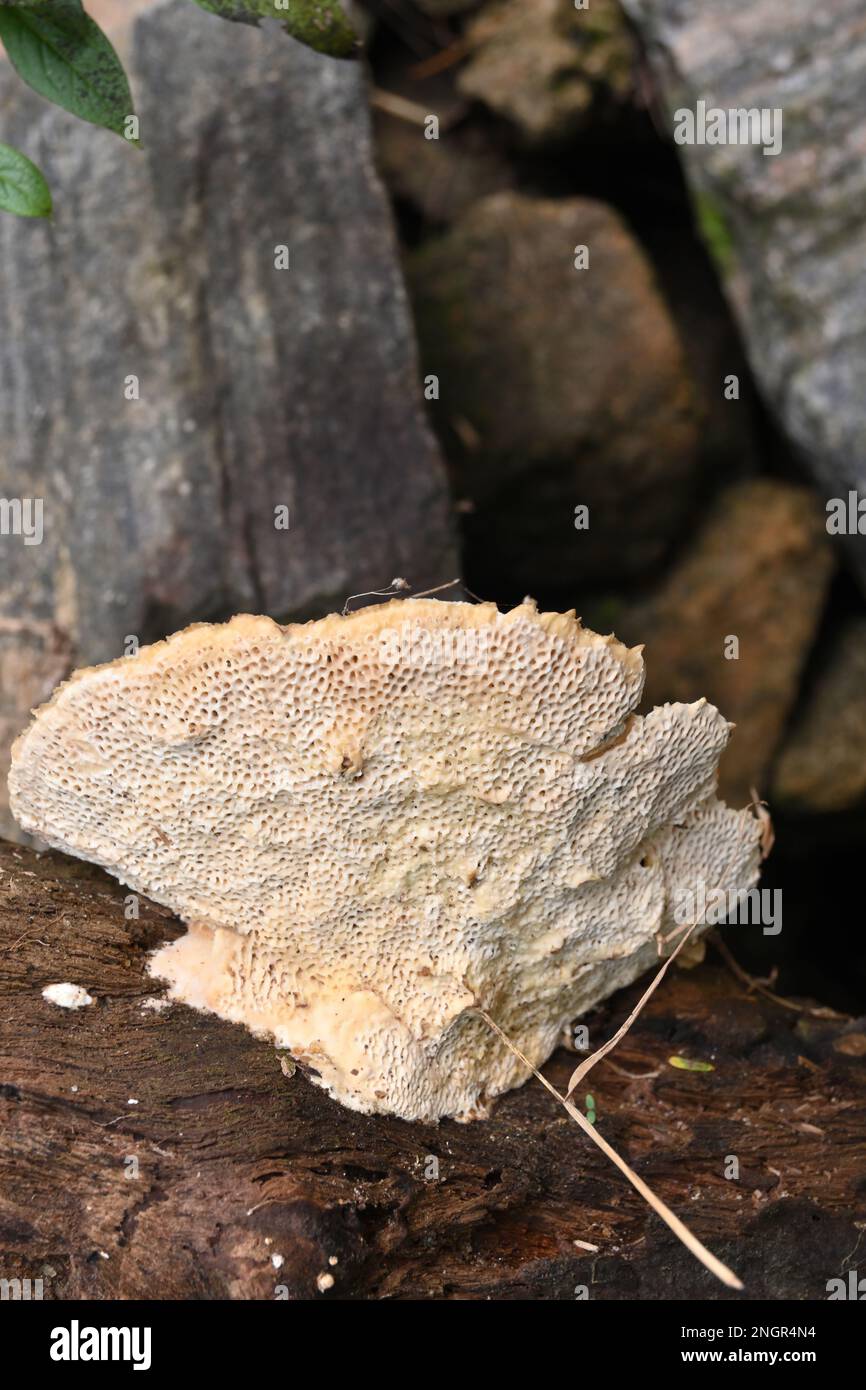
1;0;863;1010
366;0;865;1010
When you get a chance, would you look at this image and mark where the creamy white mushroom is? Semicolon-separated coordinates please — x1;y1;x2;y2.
10;599;762;1121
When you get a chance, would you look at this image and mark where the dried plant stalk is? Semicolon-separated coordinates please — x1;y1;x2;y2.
476;969;744;1291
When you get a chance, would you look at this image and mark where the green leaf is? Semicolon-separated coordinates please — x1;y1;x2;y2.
0;142;52;218
0;1;136;141
668;1055;715;1073
189;0;359;59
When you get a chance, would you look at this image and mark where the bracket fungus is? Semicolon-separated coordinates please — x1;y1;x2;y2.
9;599;762;1122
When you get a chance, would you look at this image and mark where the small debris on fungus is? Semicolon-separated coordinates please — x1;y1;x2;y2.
10;599;762;1122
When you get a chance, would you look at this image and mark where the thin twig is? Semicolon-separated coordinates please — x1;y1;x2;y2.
564;922;698;1102
408;39;471;80
711;932;846;1020
369;88;464;133
410;577;462;599
405;577;490;604
0;931;49;956
601;1058;663;1081
475;1006;743;1291
369;88;433;127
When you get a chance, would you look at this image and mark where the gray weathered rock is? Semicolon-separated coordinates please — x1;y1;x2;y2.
622;0;866;592
772;620;866;815
0;0;456;840
407;190;701;590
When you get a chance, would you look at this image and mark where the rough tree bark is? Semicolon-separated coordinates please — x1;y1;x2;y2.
1;839;864;1301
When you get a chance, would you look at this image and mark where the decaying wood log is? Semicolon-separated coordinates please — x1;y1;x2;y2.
1;838;864;1301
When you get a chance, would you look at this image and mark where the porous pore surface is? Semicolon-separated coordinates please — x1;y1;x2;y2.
9;599;761;1120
